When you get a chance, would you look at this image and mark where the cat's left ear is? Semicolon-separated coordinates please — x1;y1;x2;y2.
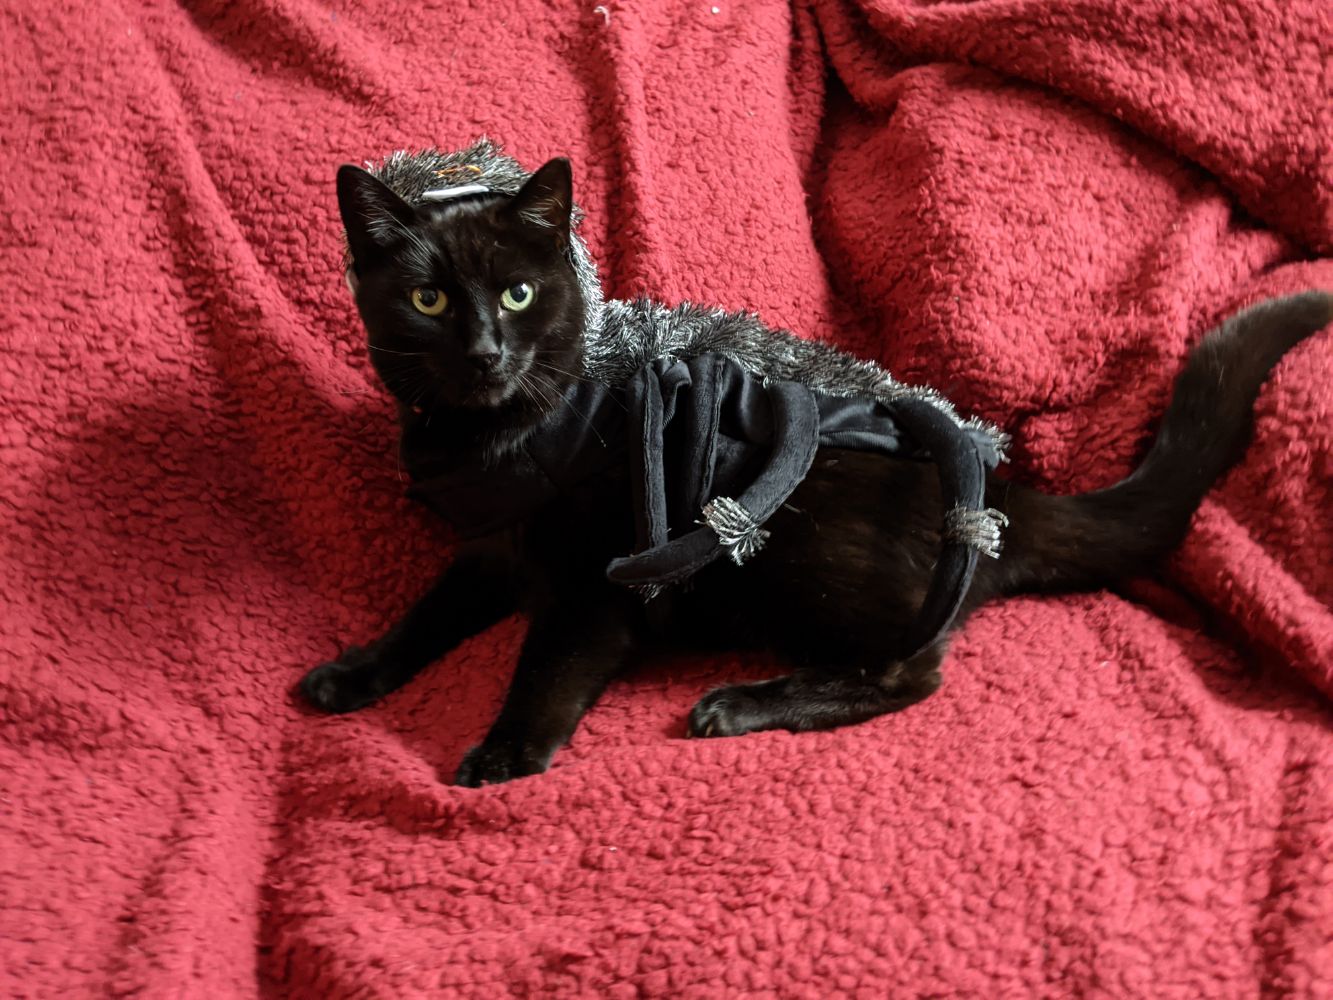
508;158;573;248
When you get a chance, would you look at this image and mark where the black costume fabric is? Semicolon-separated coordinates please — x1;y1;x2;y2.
370;139;1012;662
405;354;1006;661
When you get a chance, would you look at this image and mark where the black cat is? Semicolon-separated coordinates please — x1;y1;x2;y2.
302;153;1332;787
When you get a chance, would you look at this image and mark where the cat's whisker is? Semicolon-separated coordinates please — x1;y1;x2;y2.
515;374;554;424
525;368;608;448
525;369;564;410
515;370;553;413
387;373;427;405
531;356;626;412
530;357;592;382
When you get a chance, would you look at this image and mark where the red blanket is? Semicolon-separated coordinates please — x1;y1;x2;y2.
3;0;1330;995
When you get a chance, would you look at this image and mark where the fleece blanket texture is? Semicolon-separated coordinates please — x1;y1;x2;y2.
2;0;1331;995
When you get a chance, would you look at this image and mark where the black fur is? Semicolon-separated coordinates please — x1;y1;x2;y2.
303;158;1333;786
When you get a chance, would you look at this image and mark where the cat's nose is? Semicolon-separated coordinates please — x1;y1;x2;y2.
466;349;502;374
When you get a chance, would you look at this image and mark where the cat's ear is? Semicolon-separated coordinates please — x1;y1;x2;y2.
508;158;573;247
337;165;417;266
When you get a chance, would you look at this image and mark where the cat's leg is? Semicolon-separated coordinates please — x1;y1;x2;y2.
454;596;637;786
300;542;517;714
687;643;945;738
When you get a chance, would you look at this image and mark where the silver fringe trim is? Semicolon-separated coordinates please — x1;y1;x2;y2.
963;415;1011;463
943;506;1009;559
701;496;771;565
632;582;667;603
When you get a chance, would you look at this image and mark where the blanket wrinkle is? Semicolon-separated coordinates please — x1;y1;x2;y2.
818;0;1332;253
2;0;1331;996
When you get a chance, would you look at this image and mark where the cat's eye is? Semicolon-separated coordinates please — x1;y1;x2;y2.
500;282;536;312
411;288;448;316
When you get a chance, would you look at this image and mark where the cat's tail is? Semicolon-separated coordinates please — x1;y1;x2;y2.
991;290;1333;595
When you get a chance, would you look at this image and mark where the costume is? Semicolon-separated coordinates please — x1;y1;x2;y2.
356;139;1009;660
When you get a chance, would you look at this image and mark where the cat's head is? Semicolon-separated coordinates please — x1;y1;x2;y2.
336;157;586;419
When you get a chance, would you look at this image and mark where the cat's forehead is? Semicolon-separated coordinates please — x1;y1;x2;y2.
415;199;548;271
418;196;503;245
420;194;503;225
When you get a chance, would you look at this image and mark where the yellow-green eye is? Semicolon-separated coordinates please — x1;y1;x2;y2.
500;282;535;312
411;288;447;316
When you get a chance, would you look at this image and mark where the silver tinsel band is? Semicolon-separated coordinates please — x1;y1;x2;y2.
943;506;1009;559
631;582;667;603
701;497;771;565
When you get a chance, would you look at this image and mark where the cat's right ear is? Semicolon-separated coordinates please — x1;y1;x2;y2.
337;165;417;267
507;158;573;249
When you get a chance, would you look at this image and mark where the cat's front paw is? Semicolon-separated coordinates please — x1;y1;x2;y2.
299;646;385;714
453;739;552;787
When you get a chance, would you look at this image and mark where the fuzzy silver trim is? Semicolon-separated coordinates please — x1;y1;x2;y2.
631;582;667;603
585;300;1009;458
701;497;771;565
943;506;1009;558
963;416;1011;463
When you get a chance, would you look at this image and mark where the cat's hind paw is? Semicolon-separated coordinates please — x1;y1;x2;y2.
687;677;792;738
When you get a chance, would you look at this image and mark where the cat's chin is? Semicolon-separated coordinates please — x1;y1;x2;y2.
462;380;516;409
461;357;565;414
458;371;549;413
